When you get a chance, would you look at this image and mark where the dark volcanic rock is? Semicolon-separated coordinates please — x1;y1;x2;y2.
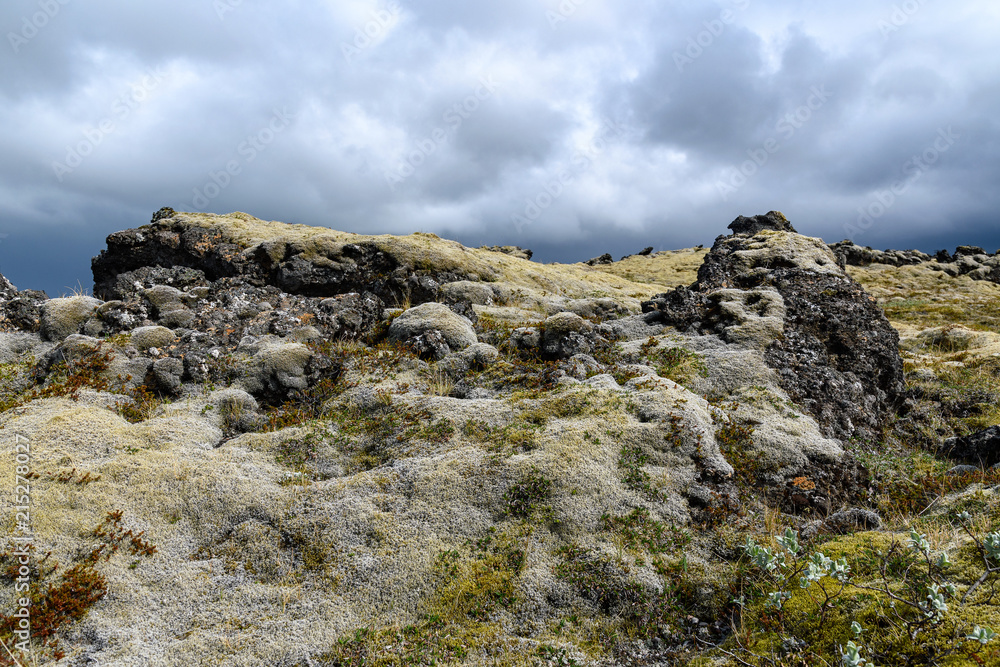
640;286;708;332
0;273;47;333
728;210;796;236
643;213;904;442
92;209;499;305
761;269;904;441
407;330;452;360
955;245;986;257
620;246;655;261
106;265;210;302
585;253;614;266
941;426;1000;467
829;240;930;267
0;273;16;301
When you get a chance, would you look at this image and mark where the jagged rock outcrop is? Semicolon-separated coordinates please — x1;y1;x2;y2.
0;274;47;333
643;211;905;442
929;246;1000;282
585;253;614;266
728;210;797;235
832;239;1000;284
829;240;932;267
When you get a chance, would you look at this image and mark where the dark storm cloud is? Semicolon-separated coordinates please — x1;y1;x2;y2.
0;0;998;295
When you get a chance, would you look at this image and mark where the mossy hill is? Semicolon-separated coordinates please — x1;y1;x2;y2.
1;209;999;665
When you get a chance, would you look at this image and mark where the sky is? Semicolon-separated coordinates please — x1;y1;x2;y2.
1;0;998;296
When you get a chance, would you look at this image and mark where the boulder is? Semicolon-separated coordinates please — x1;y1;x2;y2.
388;302;477;351
152;357;185;394
585;253;614;266
239;339;315;401
542;312;595;359
727;210;796;235
941;426;1000;467
36;334;103;374
802;508;882;538
132;326;176;352
144;285;196;328
39;296;103;341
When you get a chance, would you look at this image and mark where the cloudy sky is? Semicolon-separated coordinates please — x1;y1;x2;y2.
1;0;998;296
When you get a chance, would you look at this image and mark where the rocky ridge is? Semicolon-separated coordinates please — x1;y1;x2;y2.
832;238;1000;283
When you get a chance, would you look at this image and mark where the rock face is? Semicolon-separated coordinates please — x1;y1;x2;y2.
0;274;47;333
92;208;502;304
644;212;905;442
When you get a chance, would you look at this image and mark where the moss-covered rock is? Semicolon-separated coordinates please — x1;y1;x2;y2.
39;295;103;341
131;325;176;351
388;302;478;351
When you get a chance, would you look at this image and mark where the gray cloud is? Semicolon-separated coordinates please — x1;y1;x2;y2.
1;0;998;295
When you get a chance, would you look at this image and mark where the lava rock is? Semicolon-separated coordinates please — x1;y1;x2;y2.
92;209;497;306
585;253;613;266
39;296;104;342
152;357;185;394
0;280;47;333
388;302;477;352
727;210;796;235
642;213;904;442
408;330;452;360
941;425;1000;467
542;312;596;359
829;240;931;267
132;326;176;352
